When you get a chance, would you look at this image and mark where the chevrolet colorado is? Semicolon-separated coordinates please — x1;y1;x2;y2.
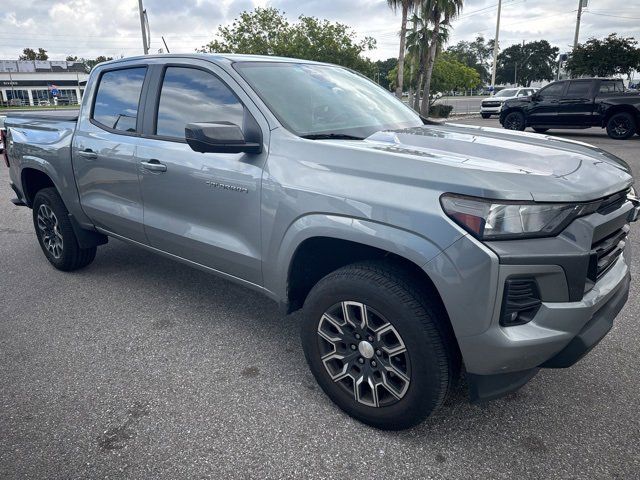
3;55;639;430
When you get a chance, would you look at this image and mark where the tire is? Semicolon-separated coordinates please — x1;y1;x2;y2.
606;112;636;140
481;113;491;119
301;261;459;430
532;127;549;133
503;111;526;131
32;187;97;271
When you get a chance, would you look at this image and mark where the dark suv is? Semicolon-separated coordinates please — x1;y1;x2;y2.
500;78;640;139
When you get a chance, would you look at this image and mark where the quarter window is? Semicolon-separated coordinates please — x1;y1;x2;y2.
156;67;244;139
92;67;147;132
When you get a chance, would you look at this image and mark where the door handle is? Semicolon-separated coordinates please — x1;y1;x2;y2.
77;149;98;160
140;159;167;172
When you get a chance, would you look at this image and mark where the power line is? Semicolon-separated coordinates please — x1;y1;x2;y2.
583;11;640;20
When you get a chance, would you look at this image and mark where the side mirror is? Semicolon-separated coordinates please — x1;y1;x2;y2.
185;121;262;154
531;92;541;101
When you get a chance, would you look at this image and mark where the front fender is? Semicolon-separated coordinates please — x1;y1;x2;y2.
264;213;447;304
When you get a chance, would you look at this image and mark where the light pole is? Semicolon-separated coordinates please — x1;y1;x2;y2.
573;0;585;49
490;0;502;92
138;0;149;55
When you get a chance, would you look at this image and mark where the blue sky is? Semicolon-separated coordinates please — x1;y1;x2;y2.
1;0;639;60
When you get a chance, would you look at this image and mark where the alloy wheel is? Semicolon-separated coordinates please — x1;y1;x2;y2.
317;301;411;408
505;113;524;130
612;117;631;137
37;204;63;258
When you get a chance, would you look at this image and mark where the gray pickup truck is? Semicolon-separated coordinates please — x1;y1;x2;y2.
3;54;639;430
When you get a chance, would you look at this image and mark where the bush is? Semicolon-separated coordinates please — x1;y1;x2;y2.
429;104;454;118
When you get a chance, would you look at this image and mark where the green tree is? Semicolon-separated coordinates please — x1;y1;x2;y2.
566;34;640;78
373;57;398;90
388;52;480;102
387;0;419;98
19;47;48;60
198;7;376;76
84;56;114;70
419;0;464;116
406;13;449;111
496;40;558;86
446;35;492;82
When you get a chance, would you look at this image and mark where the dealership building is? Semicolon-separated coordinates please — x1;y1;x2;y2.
0;60;88;106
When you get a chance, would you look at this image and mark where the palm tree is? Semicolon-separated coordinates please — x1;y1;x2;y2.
406;12;449;111
419;0;464;116
388;0;418;99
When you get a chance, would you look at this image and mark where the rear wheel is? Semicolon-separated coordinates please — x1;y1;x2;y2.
503;111;526;131
532;127;549;133
481;113;491;119
32;188;97;271
606;112;636;140
301;261;459;430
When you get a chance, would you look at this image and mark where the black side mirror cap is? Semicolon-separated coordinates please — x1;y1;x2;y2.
185;121;262;154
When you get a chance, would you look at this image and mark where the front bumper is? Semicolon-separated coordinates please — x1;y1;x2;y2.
480;104;502;114
426;193;636;402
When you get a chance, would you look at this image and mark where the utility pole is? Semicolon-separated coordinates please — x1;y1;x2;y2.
573;0;584;49
138;0;149;55
491;0;502;91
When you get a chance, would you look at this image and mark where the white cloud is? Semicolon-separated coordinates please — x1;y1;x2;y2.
0;0;637;61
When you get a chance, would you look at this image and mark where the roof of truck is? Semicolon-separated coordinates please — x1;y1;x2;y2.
100;53;325;68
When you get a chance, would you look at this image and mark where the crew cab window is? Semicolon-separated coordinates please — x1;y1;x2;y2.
517;89;528;97
538;82;564;98
565;81;591;98
92;67;147;132
599;80;624;94
156;67;244;139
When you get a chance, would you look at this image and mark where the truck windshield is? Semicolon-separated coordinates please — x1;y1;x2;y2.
235;62;422;139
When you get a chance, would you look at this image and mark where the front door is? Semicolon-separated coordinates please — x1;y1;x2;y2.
72;66;148;243
137;64;267;284
527;81;566;125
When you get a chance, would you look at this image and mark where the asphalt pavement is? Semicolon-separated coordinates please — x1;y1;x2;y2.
1;121;639;479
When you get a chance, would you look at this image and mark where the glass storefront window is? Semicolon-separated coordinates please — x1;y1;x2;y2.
6;89;29;106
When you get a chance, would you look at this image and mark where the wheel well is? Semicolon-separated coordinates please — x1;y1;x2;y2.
21;168;55;207
287;237;445;314
603;105;640;126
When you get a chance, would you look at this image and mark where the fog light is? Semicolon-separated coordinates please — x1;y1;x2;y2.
500;278;542;327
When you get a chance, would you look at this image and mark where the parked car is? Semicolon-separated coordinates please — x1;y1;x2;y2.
480;87;538;118
500;78;640;139
4;55;639;430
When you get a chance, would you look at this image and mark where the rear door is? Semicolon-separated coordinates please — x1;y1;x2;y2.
558;80;594;126
136;60;268;285
527;81;566;125
72;66;149;243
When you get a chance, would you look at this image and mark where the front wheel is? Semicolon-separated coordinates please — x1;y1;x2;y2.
32;187;97;271
301;261;459;430
606;112;636;140
503;111;526;131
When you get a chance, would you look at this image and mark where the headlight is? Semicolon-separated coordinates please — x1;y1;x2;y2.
440;193;598;240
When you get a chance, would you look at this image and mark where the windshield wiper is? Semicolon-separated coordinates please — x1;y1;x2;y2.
301;133;365;140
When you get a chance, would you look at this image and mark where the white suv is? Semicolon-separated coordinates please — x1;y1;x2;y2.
481;87;537;118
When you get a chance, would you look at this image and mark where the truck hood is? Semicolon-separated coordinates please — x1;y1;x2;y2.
347;123;634;202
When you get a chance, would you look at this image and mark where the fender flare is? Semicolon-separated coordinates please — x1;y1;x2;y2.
266;213;447;305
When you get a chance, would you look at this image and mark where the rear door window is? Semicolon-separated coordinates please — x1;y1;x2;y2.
155;67;244;139
92;67;147;132
599;80;624;94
